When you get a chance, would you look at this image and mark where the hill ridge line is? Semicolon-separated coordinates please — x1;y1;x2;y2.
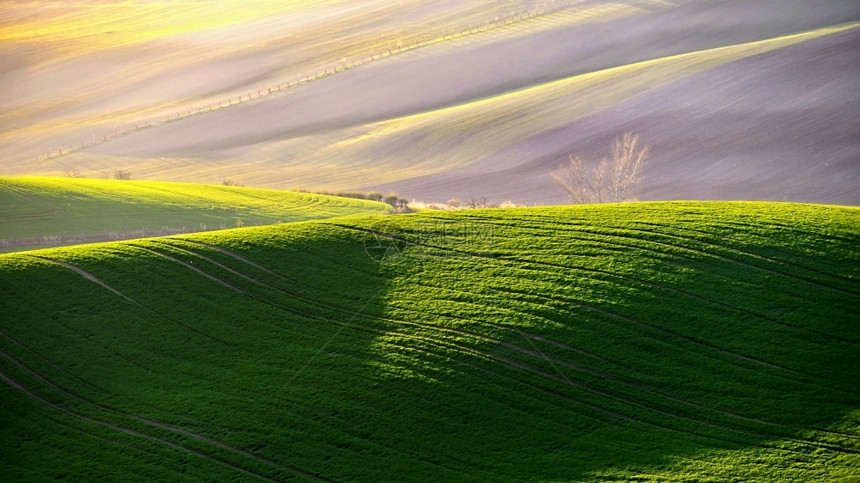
352;21;860;133
35;2;585;164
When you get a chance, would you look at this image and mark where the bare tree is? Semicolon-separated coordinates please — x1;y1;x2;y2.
113;169;133;180
551;155;590;204
552;133;649;204
610;132;649;202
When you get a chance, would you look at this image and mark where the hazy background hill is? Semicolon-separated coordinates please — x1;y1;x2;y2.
2;0;858;204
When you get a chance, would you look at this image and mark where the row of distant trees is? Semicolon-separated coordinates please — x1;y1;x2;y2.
298;189;411;211
66;169;133;180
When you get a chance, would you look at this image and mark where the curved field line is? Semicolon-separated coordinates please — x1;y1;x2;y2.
406;273;854;400
328;223;801;370
156;237;859;450
177;239;288;278
148;238;860;452
0;348;329;482
376;338;850;457
131;246;245;294
429;214;859;340
0;329;108;394
384;284;860;445
30;256;140;306
0;370;282;482
1;396;173;467
545;226;856;344
451;212;860;288
126;244;494;464
1;310;434;475
386;215;859;347
626;222;860;287
150;240;286;293
28;255;231;345
138;242;699;437
539;217;860;299
331;221;860;406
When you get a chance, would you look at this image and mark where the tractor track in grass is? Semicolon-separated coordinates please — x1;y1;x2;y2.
140;239;858;452
132;246;246;294
131;242;764;444
23;224;853;456
513;213;858;281
715;219;859;246
30;256;140;306
11;250;692;466
0;329;109;393
328;222;860;395
115;242;574;463
422;223;859;351
329;223;802;370
423;269;858;398
25;246;788;462
0;317;452;476
625;221;860;286
377;337;853;456
385;279;860;443
455;212;860;292
28;255;233;346
330;221;860;422
396;272;845;390
0;370;287;482
535;217;860;300
430;215;860;341
1;391;180;467
0;347;329;482
4;275;158;377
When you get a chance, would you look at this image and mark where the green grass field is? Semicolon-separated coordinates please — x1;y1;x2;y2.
0;177;390;251
1;202;858;481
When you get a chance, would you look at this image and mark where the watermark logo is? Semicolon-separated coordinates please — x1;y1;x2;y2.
363;218;409;263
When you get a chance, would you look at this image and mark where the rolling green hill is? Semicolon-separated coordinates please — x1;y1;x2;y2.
0;177;390;252
1;202;858;481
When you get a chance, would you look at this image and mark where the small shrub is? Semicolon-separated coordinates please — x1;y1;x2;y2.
465;197;496;209
383;193;400;208
113;169;133;180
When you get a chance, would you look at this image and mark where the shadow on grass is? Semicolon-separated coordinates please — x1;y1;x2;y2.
0;209;857;480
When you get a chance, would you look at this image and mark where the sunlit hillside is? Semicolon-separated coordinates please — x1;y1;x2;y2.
0;176;389;252
3;1;858;204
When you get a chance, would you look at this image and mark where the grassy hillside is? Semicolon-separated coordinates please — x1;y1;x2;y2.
0;176;389;251
1;202;858;481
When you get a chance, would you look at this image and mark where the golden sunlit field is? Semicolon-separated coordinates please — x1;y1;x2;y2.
2;1;859;481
